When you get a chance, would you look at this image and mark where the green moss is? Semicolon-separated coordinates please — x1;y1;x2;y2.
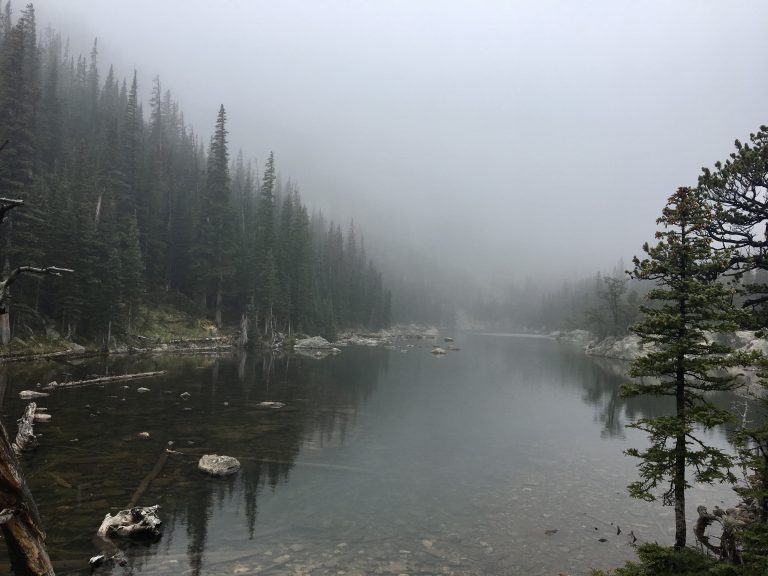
135;302;213;341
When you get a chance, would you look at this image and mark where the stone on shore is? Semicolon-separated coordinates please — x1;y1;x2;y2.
584;334;646;360
294;336;333;349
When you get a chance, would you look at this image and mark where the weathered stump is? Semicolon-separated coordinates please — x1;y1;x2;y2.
97;506;162;540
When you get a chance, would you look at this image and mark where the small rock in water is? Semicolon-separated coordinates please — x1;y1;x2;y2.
137;432;150;440
431;347;447;356
544;529;558;536
179;392;191;400
19;390;49;399
33;413;52;422
137;387;151;393
257;401;285;409
198;454;240;477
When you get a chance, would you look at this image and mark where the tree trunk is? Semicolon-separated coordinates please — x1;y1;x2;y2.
0;419;55;575
215;272;223;329
674;357;687;549
0;309;9;345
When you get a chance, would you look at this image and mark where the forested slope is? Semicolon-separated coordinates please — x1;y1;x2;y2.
0;3;391;345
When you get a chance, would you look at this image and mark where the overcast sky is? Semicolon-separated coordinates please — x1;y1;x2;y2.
29;0;768;287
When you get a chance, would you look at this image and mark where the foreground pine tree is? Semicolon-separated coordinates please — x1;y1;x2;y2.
623;186;755;550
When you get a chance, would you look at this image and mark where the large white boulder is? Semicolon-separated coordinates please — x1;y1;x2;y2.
198;454;241;477
294;336;333;349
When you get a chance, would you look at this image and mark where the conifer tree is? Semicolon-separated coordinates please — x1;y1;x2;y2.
623;186;755;550
193;104;231;327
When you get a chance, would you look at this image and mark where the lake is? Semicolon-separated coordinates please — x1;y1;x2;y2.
0;333;747;575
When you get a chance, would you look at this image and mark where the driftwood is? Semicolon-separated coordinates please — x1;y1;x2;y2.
695;504;754;562
42;371;166;391
14;402;39;453
93;443;178;565
96;506;162;540
0;417;55;575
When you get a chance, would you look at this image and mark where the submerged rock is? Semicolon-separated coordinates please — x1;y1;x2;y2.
431;347;448;356
198;454;241;477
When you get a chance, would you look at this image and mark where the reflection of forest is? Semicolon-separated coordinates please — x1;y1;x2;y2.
0;348;388;574
579;355;765;439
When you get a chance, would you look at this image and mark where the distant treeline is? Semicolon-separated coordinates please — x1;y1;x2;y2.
461;265;643;336
0;3;391;342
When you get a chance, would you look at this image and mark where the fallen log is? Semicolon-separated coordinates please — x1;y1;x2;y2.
14;402;39;453
0;417;55;575
127;442;174;508
42;371;166;391
0;349;94;364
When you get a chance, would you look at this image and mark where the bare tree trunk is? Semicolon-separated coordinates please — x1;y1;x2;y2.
674;358;687;550
127;301;133;336
0;418;55;575
0;309;10;346
215;272;223;329
238;312;248;347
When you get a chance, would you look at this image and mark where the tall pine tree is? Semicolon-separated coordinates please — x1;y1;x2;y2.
623;186;755;549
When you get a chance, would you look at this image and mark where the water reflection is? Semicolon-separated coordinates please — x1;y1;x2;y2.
0;349;388;574
0;336;755;575
577;353;764;440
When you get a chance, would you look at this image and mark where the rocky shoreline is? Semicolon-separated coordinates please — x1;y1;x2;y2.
551;329;767;395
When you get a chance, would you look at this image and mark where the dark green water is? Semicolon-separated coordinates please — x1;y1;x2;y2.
0;334;746;575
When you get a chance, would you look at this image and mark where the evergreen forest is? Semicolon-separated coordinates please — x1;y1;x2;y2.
0;3;391;346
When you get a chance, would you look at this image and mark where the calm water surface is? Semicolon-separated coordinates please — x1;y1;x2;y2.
0;334;745;575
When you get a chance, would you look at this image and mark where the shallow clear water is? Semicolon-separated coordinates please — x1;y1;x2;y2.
0;334;750;575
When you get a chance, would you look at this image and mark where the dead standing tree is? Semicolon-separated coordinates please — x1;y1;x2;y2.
0;140;69;574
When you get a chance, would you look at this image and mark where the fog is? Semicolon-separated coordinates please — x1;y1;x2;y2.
32;0;768;289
